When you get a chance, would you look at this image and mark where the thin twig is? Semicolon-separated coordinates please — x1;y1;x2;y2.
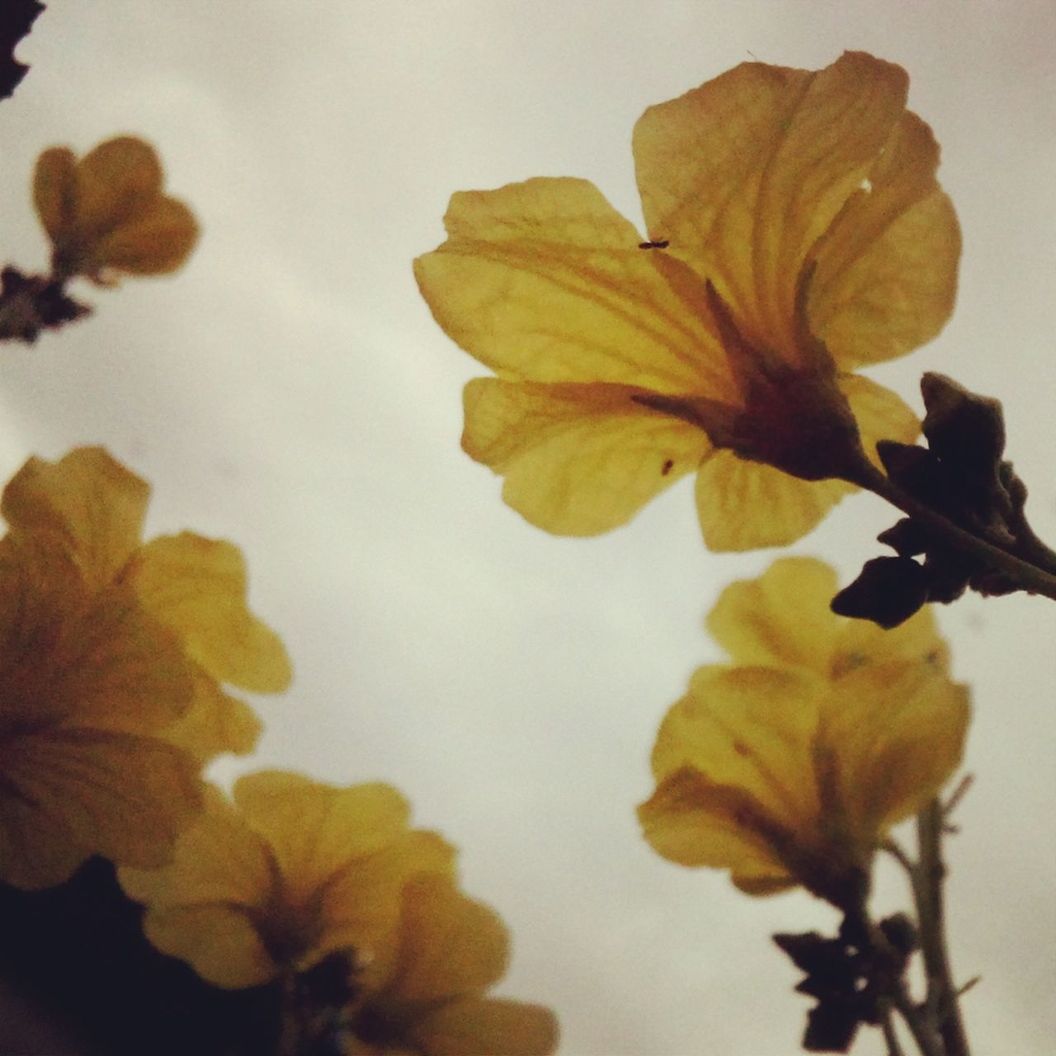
881;1006;907;1056
882;837;916;878
889;985;945;1056
914;801;972;1056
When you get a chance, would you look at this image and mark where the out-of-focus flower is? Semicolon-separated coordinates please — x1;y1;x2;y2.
33;136;199;283
343;874;558;1056
638;558;969;906
0;525;198;890
1;447;292;761
118;772;456;990
415;52;958;550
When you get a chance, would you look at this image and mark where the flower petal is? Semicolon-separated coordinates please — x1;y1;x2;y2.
1;447;149;589
811;113;960;368
463;377;709;535
0;728;202;889
706;558;840;671
651;665;821;822
133;533;292;693
318;829;457;980
159;667;263;761
32;146;77;242
634;52;909;357
75;136;163;232
90;194;199;276
414;176;723;391
838;373;920;465
638;767;793;891
834;605;949;680
824;665;969;838
412;997;559;1056
118;785;279;986
383;876;508;1003
0;535;192;735
233;773;414;897
704;554;949;680
119;784;271;908
694;450;852;551
140;903;275;989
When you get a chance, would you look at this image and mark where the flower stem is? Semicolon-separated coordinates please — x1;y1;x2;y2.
851;460;1056;603
913;801;972;1056
881;1006;906;1056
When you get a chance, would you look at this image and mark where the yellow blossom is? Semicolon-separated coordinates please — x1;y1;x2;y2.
0;530;201;889
118;772;458;989
343;874;558;1056
638;558;969;906
415;52;958;550
33;135;199;283
1;447;292;762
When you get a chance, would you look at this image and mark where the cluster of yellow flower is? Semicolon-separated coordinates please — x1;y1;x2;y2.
2;47;980;1056
0;446;556;1055
1;141;557;1053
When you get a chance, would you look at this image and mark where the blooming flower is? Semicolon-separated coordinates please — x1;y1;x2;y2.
33;135;198;283
415;52;959;550
638;558;969;906
1;447;292;762
343;874;558;1056
0;448;291;889
0;520;200;889
119;772;457;989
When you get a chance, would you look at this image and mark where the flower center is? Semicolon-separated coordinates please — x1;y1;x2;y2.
633;273;871;485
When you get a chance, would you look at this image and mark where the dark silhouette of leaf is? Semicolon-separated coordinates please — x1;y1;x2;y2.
0;0;44;101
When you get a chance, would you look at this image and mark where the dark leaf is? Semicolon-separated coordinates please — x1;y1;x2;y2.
0;0;44;100
803;1000;861;1053
831;557;930;628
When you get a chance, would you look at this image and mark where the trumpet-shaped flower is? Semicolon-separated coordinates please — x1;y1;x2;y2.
33;136;198;283
638;558;969;905
415;52;959;550
119;772;457;989
344;874;558;1056
1;447;292;762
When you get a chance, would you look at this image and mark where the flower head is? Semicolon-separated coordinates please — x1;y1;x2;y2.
638;558;969;906
33;136;199;283
119;772;456;989
415;52;959;550
0;448;290;889
1;447;292;762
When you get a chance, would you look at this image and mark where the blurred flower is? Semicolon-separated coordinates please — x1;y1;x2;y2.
0;521;198;890
118;772;456;989
638;558;969;906
343;874;558;1056
1;447;292;761
415;52;958;550
33;136;199;283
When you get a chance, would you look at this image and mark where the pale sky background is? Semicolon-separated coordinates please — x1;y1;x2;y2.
1;3;1054;1054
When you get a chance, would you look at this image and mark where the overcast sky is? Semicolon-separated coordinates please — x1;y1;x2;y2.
2;3;1054;1054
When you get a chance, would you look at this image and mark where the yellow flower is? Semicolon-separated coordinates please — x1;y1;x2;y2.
638;558;969;906
415;52;959;550
0;528;201;889
33;136;199;283
343;875;558;1056
118;772;457;989
1;447;292;761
